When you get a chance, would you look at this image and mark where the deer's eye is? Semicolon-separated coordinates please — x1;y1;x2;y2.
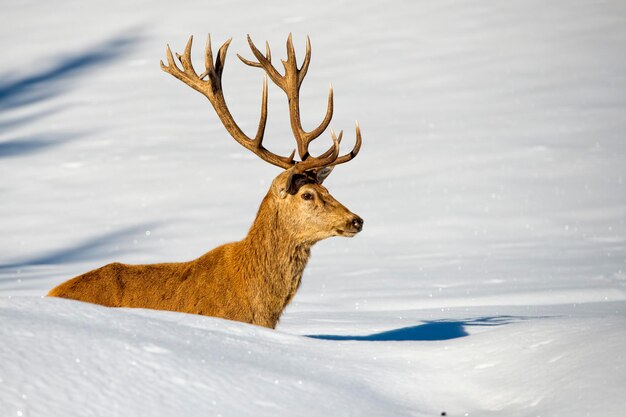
301;192;314;201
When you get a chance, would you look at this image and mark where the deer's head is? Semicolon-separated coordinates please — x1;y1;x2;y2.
268;168;363;243
161;34;363;242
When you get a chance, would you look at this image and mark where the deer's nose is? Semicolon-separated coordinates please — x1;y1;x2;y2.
351;216;364;233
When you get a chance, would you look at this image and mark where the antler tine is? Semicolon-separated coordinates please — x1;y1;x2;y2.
250;73;295;166
204;34;214;74
237;53;262;68
239;35;283;86
214;38;232;78
236;39;272;68
197;34;214;79
298;36;311;88
294;129;341;173
328;122;362;167
312;127;342;161
161;34;296;170
265;41;272;62
284;33;297;70
284;33;311;88
305;122;360;170
302;84;333;146
253;75;269;143
161;44;178;72
177;36;197;74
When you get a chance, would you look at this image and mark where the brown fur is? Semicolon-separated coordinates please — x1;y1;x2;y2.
48;169;362;328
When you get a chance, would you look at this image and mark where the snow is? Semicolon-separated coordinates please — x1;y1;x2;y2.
1;0;625;416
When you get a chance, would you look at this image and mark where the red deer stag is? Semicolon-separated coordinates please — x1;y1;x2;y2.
48;34;363;329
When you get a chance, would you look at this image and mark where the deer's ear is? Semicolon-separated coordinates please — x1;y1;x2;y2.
314;166;334;184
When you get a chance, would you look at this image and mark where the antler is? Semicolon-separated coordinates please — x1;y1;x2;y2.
161;34;361;175
238;34;361;173
160;35;296;169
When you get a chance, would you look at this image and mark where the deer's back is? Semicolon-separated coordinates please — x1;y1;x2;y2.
47;243;255;322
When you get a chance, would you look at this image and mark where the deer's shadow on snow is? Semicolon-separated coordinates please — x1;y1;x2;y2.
308;316;537;342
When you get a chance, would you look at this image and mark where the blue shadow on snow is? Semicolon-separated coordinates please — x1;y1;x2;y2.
0;30;141;159
0;132;83;159
0;223;158;274
309;316;532;341
0;32;140;111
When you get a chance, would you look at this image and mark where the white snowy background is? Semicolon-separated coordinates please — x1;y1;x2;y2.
1;1;625;416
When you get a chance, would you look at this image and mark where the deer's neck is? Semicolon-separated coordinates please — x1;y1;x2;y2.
239;193;312;323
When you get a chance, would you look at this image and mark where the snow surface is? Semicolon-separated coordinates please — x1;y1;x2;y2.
1;0;625;416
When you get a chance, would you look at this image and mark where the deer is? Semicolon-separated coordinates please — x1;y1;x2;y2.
48;34;363;329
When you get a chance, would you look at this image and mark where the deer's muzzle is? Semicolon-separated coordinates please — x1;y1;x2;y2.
351;216;364;233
